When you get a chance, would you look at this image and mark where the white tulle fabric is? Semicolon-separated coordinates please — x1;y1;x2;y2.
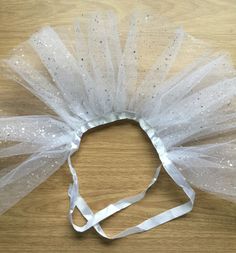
0;11;236;238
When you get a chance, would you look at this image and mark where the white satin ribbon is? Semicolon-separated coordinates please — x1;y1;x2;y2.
67;112;195;239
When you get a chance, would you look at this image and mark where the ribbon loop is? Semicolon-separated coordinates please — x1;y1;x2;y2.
67;112;195;239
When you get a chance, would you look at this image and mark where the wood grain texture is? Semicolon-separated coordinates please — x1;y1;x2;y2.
0;0;236;252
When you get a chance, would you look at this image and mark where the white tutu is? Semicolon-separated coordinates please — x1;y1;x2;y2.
0;11;236;239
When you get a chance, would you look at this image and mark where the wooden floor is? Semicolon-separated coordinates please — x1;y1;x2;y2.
0;0;236;252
